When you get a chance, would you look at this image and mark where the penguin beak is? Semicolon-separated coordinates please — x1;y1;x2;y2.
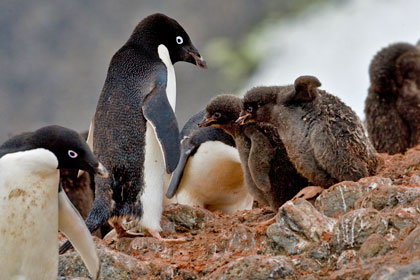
93;162;109;178
188;51;207;69
199;117;217;128
184;45;207;69
236;113;253;125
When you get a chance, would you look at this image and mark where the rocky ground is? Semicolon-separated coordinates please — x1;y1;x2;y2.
59;145;420;279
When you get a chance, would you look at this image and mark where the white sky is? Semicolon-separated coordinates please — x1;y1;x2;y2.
246;0;420;120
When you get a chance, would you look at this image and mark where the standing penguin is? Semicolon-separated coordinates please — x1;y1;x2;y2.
365;42;420;154
199;94;309;211
239;76;378;191
0;125;107;280
165;110;253;213
60;13;206;253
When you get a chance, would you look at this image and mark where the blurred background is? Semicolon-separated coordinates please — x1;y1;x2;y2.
1;0;419;142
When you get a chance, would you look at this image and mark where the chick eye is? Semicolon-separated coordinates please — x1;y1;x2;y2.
246;106;253;113
68;150;78;158
176;36;183;45
214;112;221;118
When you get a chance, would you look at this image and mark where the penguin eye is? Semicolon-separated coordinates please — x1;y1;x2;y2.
176;36;183;45
246;106;253;113
68;150;78;159
214;112;221;118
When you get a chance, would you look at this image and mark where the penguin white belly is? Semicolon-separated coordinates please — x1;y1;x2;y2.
0;149;59;280
174;141;253;214
139;121;165;232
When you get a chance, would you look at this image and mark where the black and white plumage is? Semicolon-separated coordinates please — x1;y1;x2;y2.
60;13;206;253
0;125;107;280
165;110;253;213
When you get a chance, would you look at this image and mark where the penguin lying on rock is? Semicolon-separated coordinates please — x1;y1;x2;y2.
365;41;420;154
200;94;308;211
239;76;379;194
60;13;206;254
165;110;253;213
0;125;107;280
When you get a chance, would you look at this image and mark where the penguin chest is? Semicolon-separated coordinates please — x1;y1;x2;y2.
139;121;165;230
0;152;59;279
175;141;252;213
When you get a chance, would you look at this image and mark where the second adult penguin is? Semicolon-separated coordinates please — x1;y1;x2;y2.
60;13;206;253
165;110;253;213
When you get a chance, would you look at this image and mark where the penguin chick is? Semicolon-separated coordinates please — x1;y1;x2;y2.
0;125;107;280
165;110;253;214
200;94;309;211
60;13;206;254
240;75;379;188
365;42;420;154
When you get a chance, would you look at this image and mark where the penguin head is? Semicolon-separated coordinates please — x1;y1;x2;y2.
200;94;241;134
128;13;207;68
369;42;419;96
28;126;108;177
238;86;279;125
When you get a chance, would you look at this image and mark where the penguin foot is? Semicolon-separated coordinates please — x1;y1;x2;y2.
251;216;277;234
148;229;187;243
292;186;324;201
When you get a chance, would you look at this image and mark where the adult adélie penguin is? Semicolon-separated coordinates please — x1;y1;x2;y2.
0;125;107;280
60;13;206;253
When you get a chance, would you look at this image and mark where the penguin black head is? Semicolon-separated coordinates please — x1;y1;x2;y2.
0;125;108;177
200;94;241;134
127;13;207;68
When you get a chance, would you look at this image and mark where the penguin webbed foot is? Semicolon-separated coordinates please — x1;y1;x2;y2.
250;215;277;234
147;228;187;243
292;186;324;201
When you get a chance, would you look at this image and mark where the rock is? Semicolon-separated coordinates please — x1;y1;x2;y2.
387;205;420;238
355;185;420;210
295;257;321;273
206;255;295;280
333;208;388;252
267;199;336;254
278;199;336;242
163;204;213;231
358;176;393;187
267;223;309;255
409;174;420;186
358;234;391;261
336;250;357;270
369;260;420;280
315;181;372;217
397;225;420;254
115;237;167;256
307;242;331;261
58;240;149;279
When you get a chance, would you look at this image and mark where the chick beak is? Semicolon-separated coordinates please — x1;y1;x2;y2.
188;51;207;69
236;113;252;125
199;117;216;128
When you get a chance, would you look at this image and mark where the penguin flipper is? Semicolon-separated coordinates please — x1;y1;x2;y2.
166;142;194;198
58;187;101;280
143;85;180;173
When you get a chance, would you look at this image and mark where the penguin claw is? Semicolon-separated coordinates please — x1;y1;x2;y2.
148;229;187;243
292;186;324;201
250;215;277;234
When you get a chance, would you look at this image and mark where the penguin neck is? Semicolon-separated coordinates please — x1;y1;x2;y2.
157;44;176;111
